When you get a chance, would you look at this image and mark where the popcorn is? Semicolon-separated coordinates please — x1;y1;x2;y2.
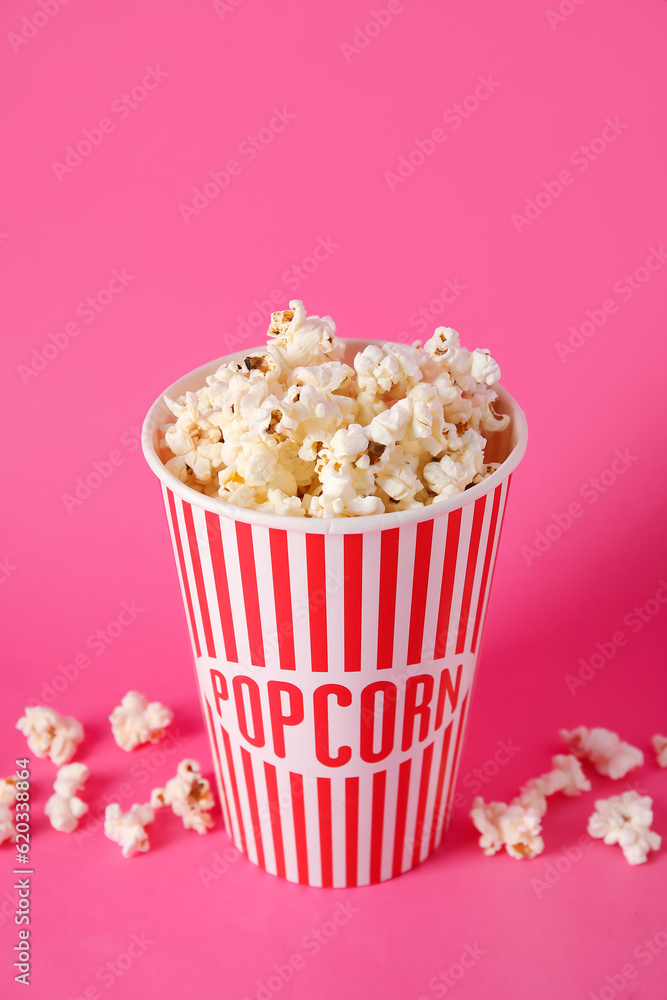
587;792;661;865
161;301;509;517
104;803;155;858
470;349;502;386
16;707;84;766
470;754;590;860
150;759;215;834
522;754;591;799
651;734;667;768
0;779;17;845
45;763;89;833
560;726;644;780
109;691;174;752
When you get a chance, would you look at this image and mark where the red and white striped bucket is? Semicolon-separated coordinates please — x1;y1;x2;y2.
142;340;527;887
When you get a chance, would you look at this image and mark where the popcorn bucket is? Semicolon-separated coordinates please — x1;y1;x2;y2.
142;340;527;887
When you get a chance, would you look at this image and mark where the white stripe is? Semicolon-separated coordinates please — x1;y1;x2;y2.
222;523;252;669
215;722;244;847
251;524;279;670
381;758;400;883
446;502;473;657
329;776;346;887
473;481;509;651
360;530;381;671
357;773;372;885
229;742;259;866
286;532;311;672
203;704;233;838
173;495;208;655
434;699;468;847
275;765;298;883
463;498;494;652
302;773;323;887
392;522;417;672
399;752;423;874
324;534;345;677
421;513;447;662
419;729;445;863
252;765;276;877
161;485;199;657
191;505;223;659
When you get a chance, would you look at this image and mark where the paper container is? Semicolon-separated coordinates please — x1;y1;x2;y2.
142;339;527;887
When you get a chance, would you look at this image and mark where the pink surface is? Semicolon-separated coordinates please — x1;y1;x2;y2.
1;0;666;997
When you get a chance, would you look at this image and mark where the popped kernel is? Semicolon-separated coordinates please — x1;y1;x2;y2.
109;691;174;752
560;726;644;780
587;791;661;865
150;759;215;835
16;706;84;766
470;754;590;860
162;301;508;517
45;763;89;834
104;802;155;858
0;778;17;845
651;734;667;768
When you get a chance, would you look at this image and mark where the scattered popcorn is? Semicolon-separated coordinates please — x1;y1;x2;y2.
150;759;215;835
523;754;592;799
109;691;174;751
652;734;667;768
45;763;90;834
587;792;661;866
470;755;590;860
0;778;17;845
471;796;546;859
104;802;155;858
16;706;84;766
161;301;509;517
560;726;644;780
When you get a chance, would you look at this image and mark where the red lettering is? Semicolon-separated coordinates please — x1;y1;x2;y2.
210;669;229;718
360;681;396;763
402;674;434;751
267;680;304;758
435;664;463;728
313;684;352;767
232;675;265;747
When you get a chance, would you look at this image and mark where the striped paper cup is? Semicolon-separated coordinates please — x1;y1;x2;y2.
142;340;527;887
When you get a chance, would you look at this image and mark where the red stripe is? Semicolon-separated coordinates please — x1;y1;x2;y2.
220;724;247;855
240;747;265;869
269;529;296;670
407;520;434;665
377;528;400;670
470;486;503;654
263;762;286;880
317;777;333;888
205;700;231;835
182;502;216;657
411;741;434;867
166;490;201;658
392;758;412;877
345;776;359;887
306;534;328;672
205;511;238;662
235;522;265;668
455;498;487;654
290;772;309;884
344;534;363;671
428;721;453;854
434;509;462;659
369;770;387;884
440;694;470;841
473;476;511;654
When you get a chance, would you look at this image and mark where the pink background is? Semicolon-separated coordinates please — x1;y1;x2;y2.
2;0;666;997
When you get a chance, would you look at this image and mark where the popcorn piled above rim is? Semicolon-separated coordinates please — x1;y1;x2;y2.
161;300;510;517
